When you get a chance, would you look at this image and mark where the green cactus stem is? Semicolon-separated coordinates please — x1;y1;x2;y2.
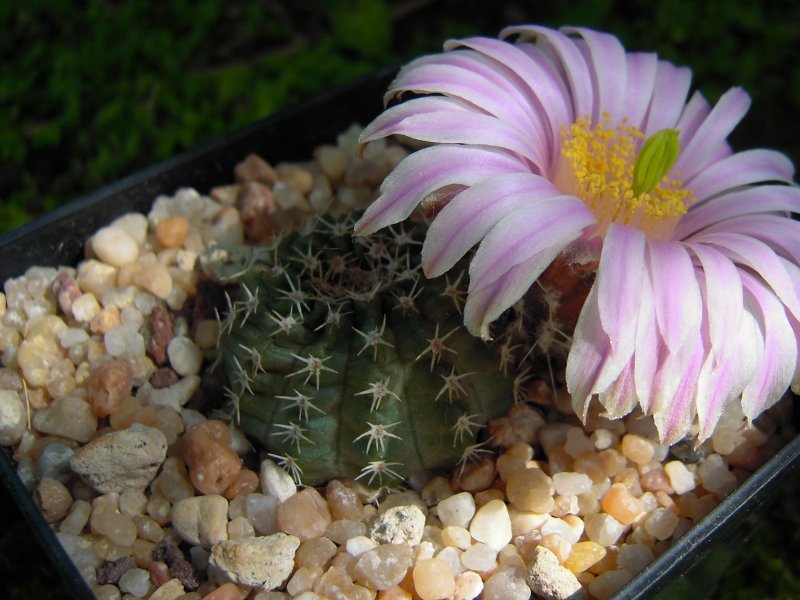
203;214;514;486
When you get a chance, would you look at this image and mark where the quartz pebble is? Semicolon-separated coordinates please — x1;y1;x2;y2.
413;558;455;600
32;395;97;443
526;546;585;600
209;532;300;589
436;491;475;529
91;227;140;267
352;542;413;590
70;424;167;493
278;488;332;542
469;499;512;551
171;495;229;547
0;388;25;445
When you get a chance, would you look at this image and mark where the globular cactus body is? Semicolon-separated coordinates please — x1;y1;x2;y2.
205;214;513;486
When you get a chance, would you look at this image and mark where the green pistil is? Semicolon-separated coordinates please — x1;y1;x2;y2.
632;128;680;196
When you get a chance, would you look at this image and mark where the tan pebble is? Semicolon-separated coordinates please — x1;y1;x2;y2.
183;420;242;495
664;461;696;495
193;319;219;350
60;499;92;535
474;488;505;506
369;504;426;545
452;456;496;492
506;467;554;513
564;541;607;574
234;153;278;185
588;568;634;600
441;525;471;550
224;468;260;500
277;487;332;541
601;483;643;525
32;396;97;443
171;495;229;547
526;546;585;600
134;515;164;543
353;542;413;590
91;226;140;267
454;570;484;600
34;476;73;522
314;566;372;600
148;561;172;587
584;512;625;547
378;585;414;600
200;583;244;600
0;388;26;445
77;260;118;299
134;263;173;299
620;434;654;465
88;357;133;417
640;468;674;494
468;499;512;551
210;532;300;589
413;558;455;600
295;536;337;570
597;448;627;478
148;577;185;600
90;306;121;335
421;476;454;507
210;184;241;205
325;479;362;521
539;533;573;564
287;566;323;596
277;163;315;194
156;217;190;248
612;467;643;497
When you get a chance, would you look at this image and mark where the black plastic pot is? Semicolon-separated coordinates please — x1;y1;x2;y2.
0;67;798;600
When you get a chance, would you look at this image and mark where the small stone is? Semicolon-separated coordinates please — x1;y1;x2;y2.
664;460;696;494
469;499;512;551
277;487;332;542
33;396;97;443
454;570;484;600
461;542;498;573
353;542;413;590
436;491;476;529
70;424;167;492
171;495;229;547
620;434;655;465
0;388;25;445
261;458;297;503
34;476;73;522
564;427;595;459
60;500;92;535
564;541;606;573
584;513;625;547
157;216;191;248
588;569;634;600
148;578;185;600
345;535;378;556
153;538;200;590
616;543;655;573
698;453;738;498
552;472;593;496
110;213;149;246
369;505;426;546
643;507;679;540
235;153;278;185
243;493;280;535
483;566;531;600
104;325;145;357
77;260;118;299
96;555;136;585
134;262;173;299
92;227;140;267
209;532;300;590
325;519;367;545
167;336;203;376
601;483;644;525
118;566;151;597
441;525;471;550
201;582;245;600
314;566;372;600
286;566;323;596
182;419;242;495
413;558;455;600
295;537;337;570
325;479;361;521
525;546;585;600
506;467;554;513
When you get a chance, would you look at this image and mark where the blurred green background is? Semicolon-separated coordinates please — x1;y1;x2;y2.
1;0;799;598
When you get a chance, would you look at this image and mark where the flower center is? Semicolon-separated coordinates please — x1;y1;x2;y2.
557;115;694;239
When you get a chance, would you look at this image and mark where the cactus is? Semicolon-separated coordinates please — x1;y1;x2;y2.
203;213;514;486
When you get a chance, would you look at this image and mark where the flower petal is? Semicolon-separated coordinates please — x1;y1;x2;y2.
360;99;548;169
354;145;525;235
468;199;595;294
675;185;800;239
673;87;751;177
502;25;594;120
599;360;639;420
652;337;704;444
633;267;660;414
596;224;646;364
740;272;798;421
621;52;659;129
699;214;800;264
422;173;564;277
444;36;572;164
687;149;795;202
561;26;628;123
642;61;692;136
647;240;702;353
691;231;800;321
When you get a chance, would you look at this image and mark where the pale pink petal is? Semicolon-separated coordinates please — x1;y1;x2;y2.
561;27;627;122
687;149;795;202
468;200;595;294
387;53;539;130
691;231;800;321
596;224;646;364
699;214;800;264
360;96;472;141
673;87;751;177
675;185;800;239
464;244;566;340
360;100;548;169
633;267;660;414
652;334;704;444
599;360;639;420
422;173;564;277
565;284;612;419
354;145;526;235
740;272;798;421
502;25;594;120
688;243;743;359
621;52;659;129
642;61;692;136
443;36;573;162
674;91;711;151
647;240;702;353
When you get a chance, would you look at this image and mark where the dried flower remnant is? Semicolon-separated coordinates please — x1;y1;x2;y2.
355;25;800;444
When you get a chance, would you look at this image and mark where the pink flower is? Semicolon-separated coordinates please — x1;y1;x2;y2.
354;25;800;443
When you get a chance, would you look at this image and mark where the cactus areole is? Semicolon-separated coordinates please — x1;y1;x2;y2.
203;213;514;486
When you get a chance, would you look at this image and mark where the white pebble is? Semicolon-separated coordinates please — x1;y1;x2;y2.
118;567;151;597
71;293;101;323
437;491;476;529
552;472;593;496
104;325;145;357
111;213;149;246
260;458;297;503
541;517;581;545
563;427;594;458
0;389;26;445
57;327;89;349
616;543;655;573
584;512;626;547
643;507;679;540
469;499;512;551
91;227;140;267
244;493;279;535
664;461;696;495
345;535;378;556
167;336;203;376
461;542;498;572
698;454;738;498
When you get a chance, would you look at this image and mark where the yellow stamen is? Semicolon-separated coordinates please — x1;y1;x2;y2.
557;114;694;239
